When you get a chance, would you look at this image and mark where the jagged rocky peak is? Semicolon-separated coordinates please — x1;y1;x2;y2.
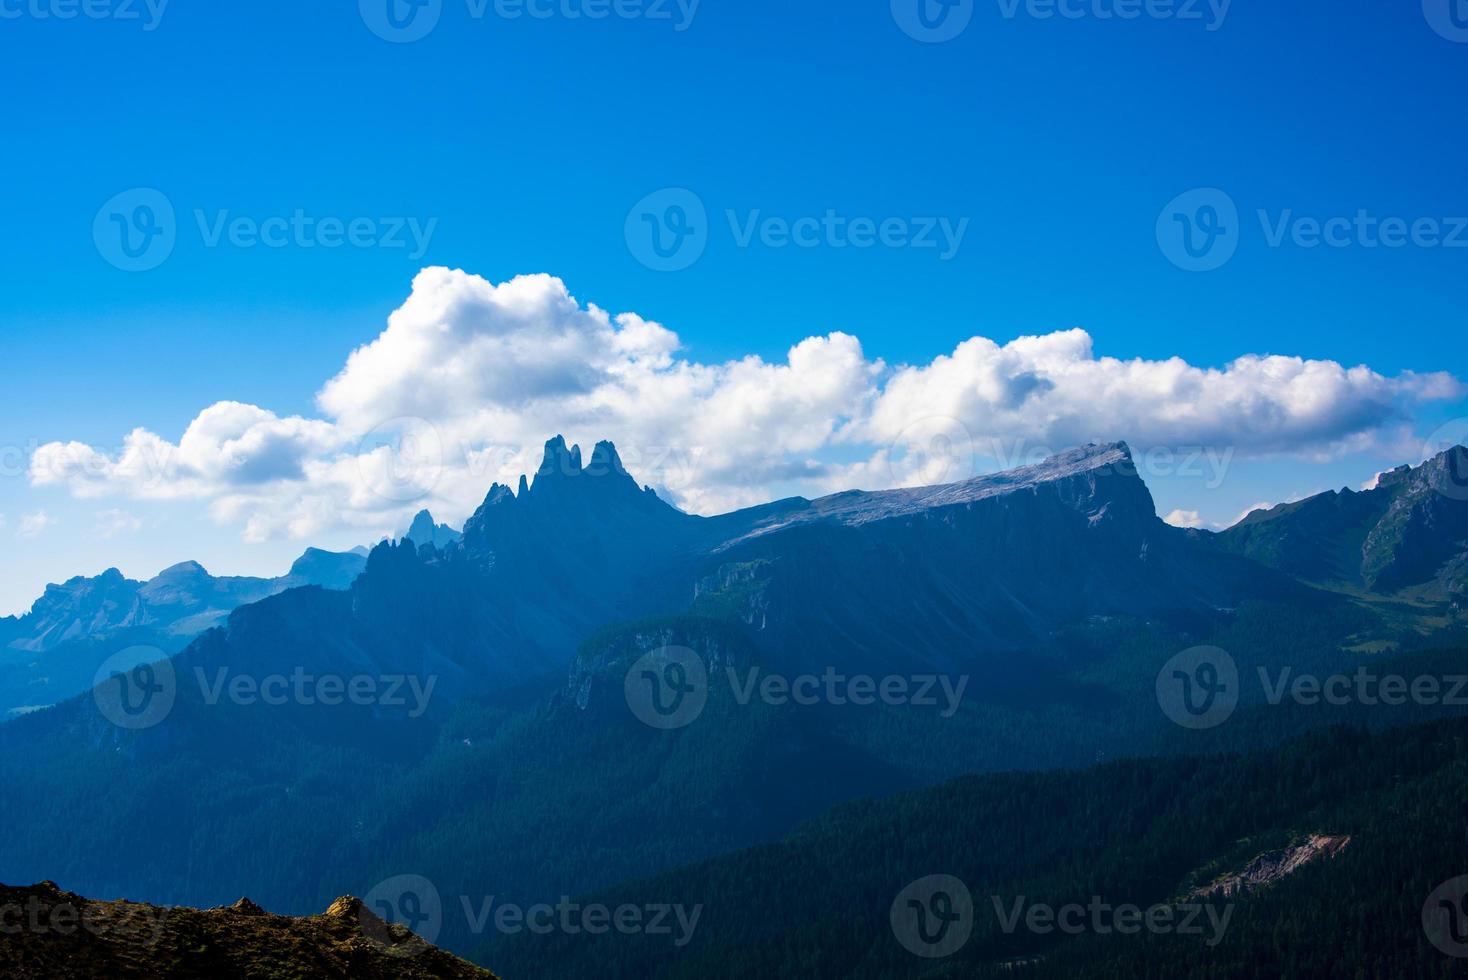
588;438;628;475
403;508;462;550
528;434;643;498
536;434;581;482
1415;442;1468;492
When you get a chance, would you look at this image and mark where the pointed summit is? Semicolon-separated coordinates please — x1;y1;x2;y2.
587;440;627;477
529;435;643;498
535;435;580;485
403;509;462;550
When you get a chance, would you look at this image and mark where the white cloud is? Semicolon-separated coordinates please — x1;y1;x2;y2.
17;511;52;540
95;508;144;538
1163;509;1205;529
26;268;1465;541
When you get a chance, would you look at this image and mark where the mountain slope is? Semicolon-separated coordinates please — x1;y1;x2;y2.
1216;445;1468;598
485;685;1468;978
691;442;1297;671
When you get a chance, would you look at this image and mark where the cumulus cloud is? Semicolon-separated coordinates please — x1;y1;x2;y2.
1163;509;1205;529
26;268;1464;541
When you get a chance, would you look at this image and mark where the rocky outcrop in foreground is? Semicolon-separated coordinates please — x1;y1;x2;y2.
0;881;495;979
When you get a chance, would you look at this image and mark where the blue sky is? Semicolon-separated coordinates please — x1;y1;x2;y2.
1;0;1466;614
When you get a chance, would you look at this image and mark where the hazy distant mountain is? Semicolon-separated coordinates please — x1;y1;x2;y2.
0;548;367;718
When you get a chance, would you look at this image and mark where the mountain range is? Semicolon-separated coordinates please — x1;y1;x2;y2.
0;506;476;720
1214;445;1468;599
0;548;366;720
2;436;1466;975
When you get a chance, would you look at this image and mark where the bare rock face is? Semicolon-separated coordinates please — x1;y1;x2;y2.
1190;834;1352;900
0;880;497;979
